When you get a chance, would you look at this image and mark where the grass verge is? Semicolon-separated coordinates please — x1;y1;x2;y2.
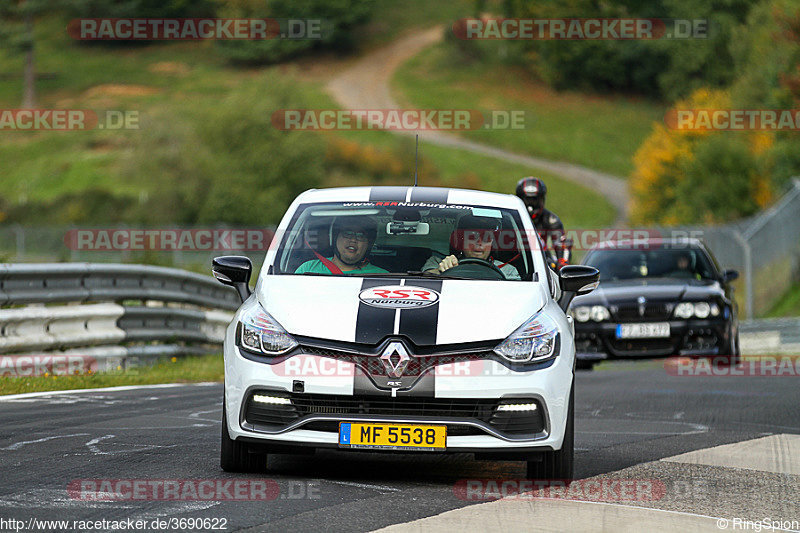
0;354;223;396
394;42;665;178
765;282;800;318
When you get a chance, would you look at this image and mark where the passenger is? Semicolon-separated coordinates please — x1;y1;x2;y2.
295;216;388;275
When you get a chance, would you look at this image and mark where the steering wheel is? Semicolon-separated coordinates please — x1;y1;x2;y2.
445;258;505;280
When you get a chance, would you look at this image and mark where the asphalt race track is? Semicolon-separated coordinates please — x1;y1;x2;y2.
1;360;798;532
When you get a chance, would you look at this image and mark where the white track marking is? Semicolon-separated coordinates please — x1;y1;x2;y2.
85;434;116;455
328;480;401;492
0;382;219;402
1;433;90;451
0;489;137;510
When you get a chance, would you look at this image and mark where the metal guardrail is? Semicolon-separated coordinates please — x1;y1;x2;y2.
0;263;238;367
740;318;800;355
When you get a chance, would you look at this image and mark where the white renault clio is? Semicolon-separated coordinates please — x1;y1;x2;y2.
213;186;598;479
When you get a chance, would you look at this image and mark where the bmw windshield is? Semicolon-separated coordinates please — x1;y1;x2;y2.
272;202;537;281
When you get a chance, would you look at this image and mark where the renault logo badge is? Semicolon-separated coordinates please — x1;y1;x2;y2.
380;342;410;378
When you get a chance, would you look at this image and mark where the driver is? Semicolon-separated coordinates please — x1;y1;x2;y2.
671;251;700;280
295;215;388;275
423;215;521;280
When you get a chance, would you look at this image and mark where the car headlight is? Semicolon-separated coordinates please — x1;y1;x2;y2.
693;302;710;319
493;311;559;364
673;301;718;319
589;305;610;322
571;306;591;323
236;302;297;355
674;302;695;319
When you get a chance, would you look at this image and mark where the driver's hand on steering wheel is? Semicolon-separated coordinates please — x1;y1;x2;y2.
438;255;459;273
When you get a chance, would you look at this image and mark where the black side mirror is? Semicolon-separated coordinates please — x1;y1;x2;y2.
722;269;739;282
212;256;252;302
557;265;600;311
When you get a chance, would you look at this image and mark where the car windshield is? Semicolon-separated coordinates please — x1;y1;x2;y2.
272;202;536;281
585;247;717;281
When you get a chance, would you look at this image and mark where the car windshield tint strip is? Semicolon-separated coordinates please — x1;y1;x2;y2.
369;187;409;202
409;188;449;204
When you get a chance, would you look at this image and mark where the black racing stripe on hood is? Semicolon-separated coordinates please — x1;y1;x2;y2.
398;279;443;346
409;188;449;204
355;278;399;344
369;187;409;202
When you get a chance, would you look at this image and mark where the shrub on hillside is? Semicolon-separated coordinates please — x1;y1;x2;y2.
631;0;800;225
325;137;440;186
214;0;375;64
119;74;326;225
485;0;755;100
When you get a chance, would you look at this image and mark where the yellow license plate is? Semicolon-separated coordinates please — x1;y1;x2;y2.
338;422;447;450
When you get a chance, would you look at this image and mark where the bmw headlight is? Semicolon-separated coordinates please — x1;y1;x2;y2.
673;301;719;319
589;305;610;322
674;302;695;319
571;306;591;323
569;305;609;322
236;301;297;355
494;311;559;363
694;302;710;319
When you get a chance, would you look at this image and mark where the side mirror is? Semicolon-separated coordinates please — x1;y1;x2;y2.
212;256;252;302
722;269;739;282
557;265;600;311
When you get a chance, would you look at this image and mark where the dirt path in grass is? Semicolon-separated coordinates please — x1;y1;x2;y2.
326;26;630;223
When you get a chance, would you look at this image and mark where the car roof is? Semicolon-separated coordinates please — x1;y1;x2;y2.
294;186;524;210
588;237;707;251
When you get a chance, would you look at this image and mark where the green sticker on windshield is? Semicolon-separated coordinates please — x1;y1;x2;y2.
471;208;502;218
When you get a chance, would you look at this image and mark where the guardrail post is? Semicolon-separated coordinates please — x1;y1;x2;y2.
13;225;24;261
731;230;753;319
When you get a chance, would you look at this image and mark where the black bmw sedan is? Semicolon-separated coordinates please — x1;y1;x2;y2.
570;238;740;369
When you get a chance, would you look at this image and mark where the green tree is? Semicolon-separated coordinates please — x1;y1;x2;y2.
0;0;53;107
214;0;375;64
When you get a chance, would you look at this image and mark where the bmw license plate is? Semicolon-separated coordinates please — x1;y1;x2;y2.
338;422;446;451
616;322;670;339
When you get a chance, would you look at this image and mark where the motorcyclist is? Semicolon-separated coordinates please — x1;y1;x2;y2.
515;177;572;270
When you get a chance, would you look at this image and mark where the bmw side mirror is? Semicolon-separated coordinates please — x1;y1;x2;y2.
722;269;739;282
557;265;600;311
212;256;253;302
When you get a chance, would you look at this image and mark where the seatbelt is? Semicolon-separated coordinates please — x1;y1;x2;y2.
304;238;344;275
497;253;520;268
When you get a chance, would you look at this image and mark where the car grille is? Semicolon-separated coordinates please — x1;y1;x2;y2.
608;338;675;355
243;392;545;436
613;303;672;321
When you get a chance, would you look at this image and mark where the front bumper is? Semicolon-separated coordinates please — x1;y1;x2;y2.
575;318;732;359
223;324;574;455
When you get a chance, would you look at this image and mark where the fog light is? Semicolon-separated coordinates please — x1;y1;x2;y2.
497;403;538;412
252;394;292;405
